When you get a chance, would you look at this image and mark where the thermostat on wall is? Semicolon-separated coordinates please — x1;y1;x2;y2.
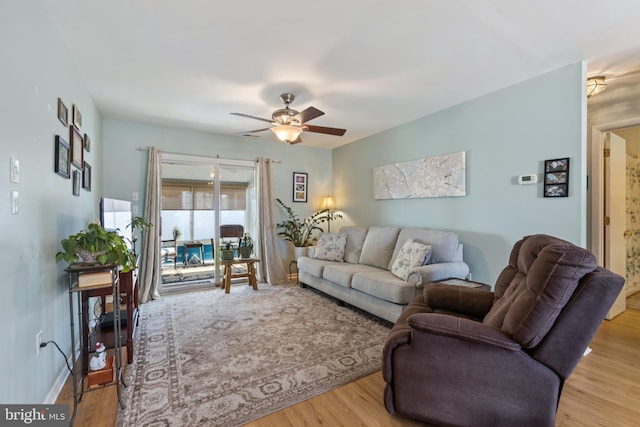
518;174;538;185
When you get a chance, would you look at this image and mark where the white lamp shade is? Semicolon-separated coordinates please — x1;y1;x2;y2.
321;195;336;210
270;125;303;143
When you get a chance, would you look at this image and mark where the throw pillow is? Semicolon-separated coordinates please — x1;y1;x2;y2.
391;239;432;281
314;232;348;262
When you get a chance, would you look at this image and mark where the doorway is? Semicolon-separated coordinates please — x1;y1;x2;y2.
159;153;256;293
608;126;640;298
591;124;640;317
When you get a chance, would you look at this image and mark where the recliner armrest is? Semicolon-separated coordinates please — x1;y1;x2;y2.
407;261;470;286
382;327;412;384
424;283;495;319
408;313;521;351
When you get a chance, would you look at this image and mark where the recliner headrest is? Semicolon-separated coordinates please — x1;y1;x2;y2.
483;234;597;348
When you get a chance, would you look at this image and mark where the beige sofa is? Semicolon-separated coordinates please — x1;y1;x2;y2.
297;226;470;323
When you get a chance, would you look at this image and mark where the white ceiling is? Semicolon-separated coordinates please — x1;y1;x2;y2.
41;0;640;149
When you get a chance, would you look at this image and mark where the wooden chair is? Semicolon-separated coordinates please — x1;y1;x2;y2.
220;224;244;257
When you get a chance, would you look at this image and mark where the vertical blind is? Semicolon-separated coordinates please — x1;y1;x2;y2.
162;180;246;210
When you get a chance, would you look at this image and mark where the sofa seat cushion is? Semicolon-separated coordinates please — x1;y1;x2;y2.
352;271;419;304
297;257;337;278
322;263;383;288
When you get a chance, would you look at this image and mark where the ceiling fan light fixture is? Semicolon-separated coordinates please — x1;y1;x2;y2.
271;125;303;143
272;108;298;125
587;76;607;97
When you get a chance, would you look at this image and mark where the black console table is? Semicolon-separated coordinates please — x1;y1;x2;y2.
66;264;126;426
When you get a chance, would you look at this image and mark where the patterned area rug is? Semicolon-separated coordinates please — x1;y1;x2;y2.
116;283;391;426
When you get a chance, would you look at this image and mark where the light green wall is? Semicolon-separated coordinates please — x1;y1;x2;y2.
333;63;587;284
0;0;103;403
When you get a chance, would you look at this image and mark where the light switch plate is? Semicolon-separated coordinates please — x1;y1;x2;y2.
10;190;19;214
132;192;139;201
10;158;19;183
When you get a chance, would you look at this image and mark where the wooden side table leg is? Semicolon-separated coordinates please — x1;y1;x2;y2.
248;262;258;290
224;264;231;293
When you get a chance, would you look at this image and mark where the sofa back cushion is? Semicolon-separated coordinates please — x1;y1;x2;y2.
483;234;597;348
391;228;461;266
359;226;401;269
340;226;369;264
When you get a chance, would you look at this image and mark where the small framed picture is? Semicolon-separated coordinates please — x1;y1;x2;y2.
84;133;91;152
70;126;84;169
293;172;308;203
82;161;92;191
57;98;68;127
72;170;81;196
72;104;82;130
544;158;569;198
54;135;70;179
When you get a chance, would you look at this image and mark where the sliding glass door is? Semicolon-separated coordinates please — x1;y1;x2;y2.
159;153;256;291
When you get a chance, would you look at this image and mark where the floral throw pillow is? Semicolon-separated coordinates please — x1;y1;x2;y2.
314;232;348;262
391;239;432;281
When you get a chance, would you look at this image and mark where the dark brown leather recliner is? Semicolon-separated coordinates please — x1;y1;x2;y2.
382;234;624;427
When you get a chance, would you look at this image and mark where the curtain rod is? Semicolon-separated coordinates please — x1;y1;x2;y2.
136;147;281;163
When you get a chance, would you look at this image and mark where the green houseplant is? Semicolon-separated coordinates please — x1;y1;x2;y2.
128;216;153;233
127;216;153;256
172;226;181;241
56;222;136;272
238;233;254;259
275;198;342;247
220;240;235;261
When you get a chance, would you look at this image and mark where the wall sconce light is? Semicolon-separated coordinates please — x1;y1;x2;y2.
321;195;336;232
587;76;607;97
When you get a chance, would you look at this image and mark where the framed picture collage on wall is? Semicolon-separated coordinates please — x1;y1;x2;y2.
54;98;91;195
293;172;308;202
543;158;569;198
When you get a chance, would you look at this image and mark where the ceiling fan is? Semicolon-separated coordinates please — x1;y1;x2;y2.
231;93;347;144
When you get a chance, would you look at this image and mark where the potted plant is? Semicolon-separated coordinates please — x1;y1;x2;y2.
238;233;254;259
55;222;136;272
172;226;181;241
275;198;342;256
127;216;153;256
220;240;235;261
128;216;153;232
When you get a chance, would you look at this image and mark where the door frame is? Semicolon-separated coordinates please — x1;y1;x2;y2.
589;118;640;261
160;152;256;287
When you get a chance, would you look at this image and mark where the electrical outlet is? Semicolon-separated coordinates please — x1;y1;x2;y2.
36;330;43;355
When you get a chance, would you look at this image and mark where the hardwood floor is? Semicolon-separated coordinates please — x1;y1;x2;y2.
56;309;640;426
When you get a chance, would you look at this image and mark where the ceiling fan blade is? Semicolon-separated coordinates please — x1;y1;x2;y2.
304;125;347;136
296;107;324;124
289;135;303;144
235;127;270;136
230;113;273;124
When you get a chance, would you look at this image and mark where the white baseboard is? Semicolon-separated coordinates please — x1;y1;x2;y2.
44;345;80;404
